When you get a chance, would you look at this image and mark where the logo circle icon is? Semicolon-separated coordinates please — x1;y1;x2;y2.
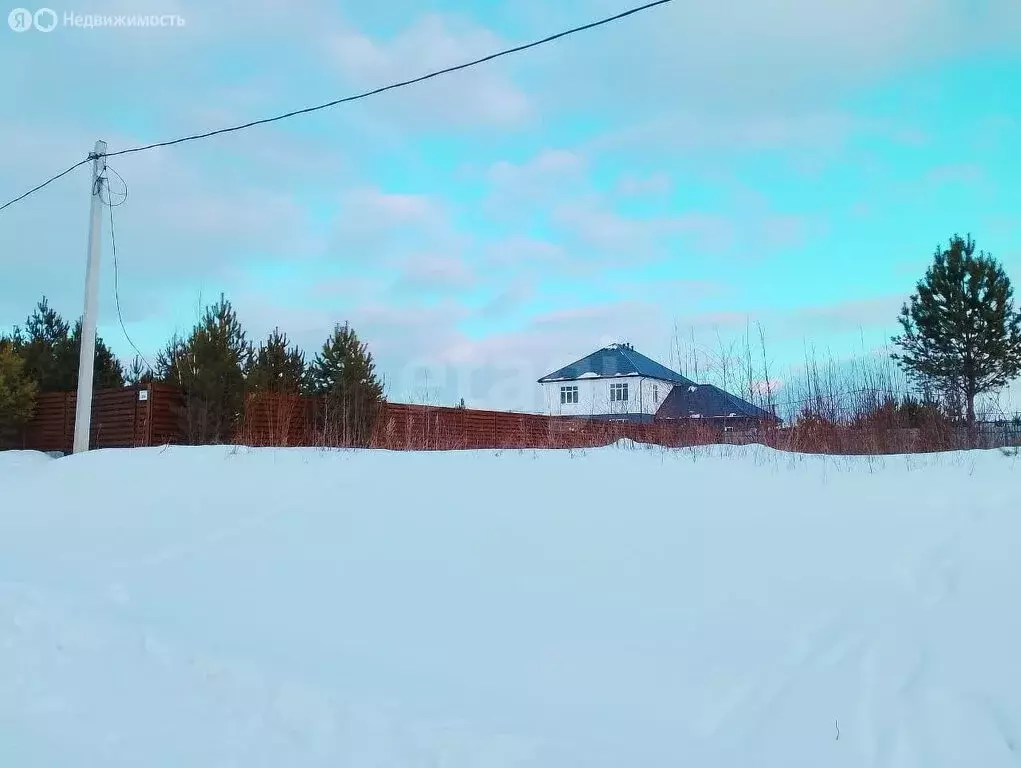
8;7;33;31
34;7;57;31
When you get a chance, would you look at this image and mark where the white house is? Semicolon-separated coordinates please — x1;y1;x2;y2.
538;343;779;426
537;343;695;422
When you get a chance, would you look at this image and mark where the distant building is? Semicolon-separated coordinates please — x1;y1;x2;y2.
537;343;778;429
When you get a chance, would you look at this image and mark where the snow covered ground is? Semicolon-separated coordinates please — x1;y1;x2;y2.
1;443;1020;767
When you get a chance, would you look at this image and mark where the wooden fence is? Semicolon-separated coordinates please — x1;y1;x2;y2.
2;383;184;453
237;394;1021;454
10;388;1021;455
236;394;750;451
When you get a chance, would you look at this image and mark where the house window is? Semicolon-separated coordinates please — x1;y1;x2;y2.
653;384;658;403
610;382;629;402
560;385;579;404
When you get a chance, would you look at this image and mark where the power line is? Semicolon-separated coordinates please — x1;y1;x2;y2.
0;157;92;213
0;0;674;210
104;168;154;372
105;0;674;159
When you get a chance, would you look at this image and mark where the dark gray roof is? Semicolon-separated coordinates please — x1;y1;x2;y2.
655;383;778;421
538;344;694;385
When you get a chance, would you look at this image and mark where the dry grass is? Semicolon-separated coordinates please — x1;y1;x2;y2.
232;325;1021;457
234;390;1021;456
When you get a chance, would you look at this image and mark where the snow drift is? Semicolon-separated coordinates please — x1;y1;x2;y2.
1;444;1020;767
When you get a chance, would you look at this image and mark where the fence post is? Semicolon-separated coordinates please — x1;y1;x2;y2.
144;383;154;447
63;392;73;454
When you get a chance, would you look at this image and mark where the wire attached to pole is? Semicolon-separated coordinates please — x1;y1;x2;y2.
0;0;675;211
102;166;155;374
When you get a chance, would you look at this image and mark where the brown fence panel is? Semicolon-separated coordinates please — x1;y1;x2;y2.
165;393;772;452
13;392;70;452
364;404;716;451
5;384;187;453
148;384;186;446
237;392;313;447
63;387;144;449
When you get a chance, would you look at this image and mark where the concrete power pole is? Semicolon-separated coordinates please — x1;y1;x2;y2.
72;140;108;455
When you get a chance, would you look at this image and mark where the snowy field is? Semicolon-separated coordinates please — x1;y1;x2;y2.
2;443;1020;767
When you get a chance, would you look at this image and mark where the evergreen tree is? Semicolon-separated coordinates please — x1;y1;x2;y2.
156;294;253;444
246;328;306;394
14;296;71;391
69;320;125;389
11;297;123;391
306;322;384;446
892;234;1021;427
0;342;38;444
124;356;154;387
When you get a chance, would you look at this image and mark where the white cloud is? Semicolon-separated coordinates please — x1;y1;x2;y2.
326;14;530;128
479;278;534;319
338;187;443;227
587;112;925;161
482;149;588;218
674;296;906;342
616;172;671;197
483;236;568;270
331;187;470;267
551;195;739;259
393;254;477;292
552;197;671;253
521;0;1021;115
487;149;585;187
0;119;328;330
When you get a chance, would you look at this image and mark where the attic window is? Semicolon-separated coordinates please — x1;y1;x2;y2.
560;385;579;405
653;384;659;403
610;382;629;402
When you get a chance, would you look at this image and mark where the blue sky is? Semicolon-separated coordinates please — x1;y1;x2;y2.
2;0;1020;411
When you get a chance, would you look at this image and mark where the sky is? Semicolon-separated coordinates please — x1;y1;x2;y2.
2;0;1020;413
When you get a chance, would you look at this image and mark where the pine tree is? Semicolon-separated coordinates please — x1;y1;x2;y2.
892;234;1021;428
14;296;71;391
11;297;123;391
125;356;154;387
156;294;253;444
69;320;125;389
0;342;38;445
306;322;384;446
246;328;306;394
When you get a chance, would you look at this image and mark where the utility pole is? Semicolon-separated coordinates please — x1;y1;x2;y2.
72;140;107;454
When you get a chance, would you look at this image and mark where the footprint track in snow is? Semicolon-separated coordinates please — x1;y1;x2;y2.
858;632;929;768
700;614;864;744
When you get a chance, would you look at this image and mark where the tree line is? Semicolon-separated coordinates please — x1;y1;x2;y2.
2;231;1020;450
0;294;384;446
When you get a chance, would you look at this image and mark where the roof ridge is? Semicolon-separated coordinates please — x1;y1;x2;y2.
621;345;692;384
616;345;640;370
538;344;693;384
707;383;771;417
536;348;614;383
